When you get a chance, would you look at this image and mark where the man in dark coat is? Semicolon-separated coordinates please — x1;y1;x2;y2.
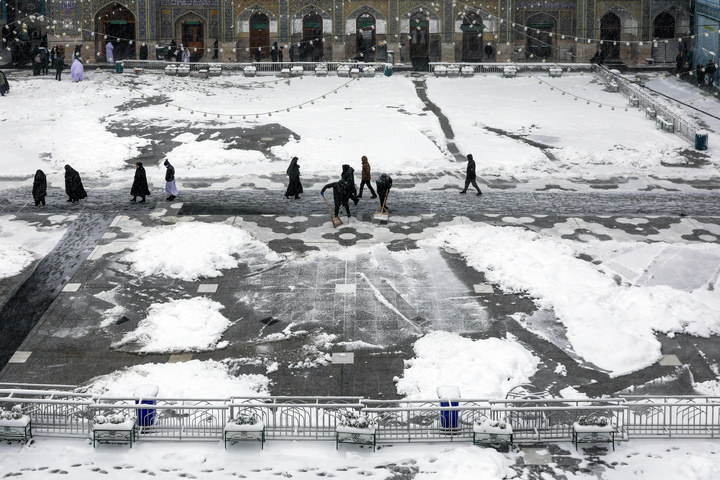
130;162;151;203
285;157;303;199
341;164;359;204
321;180;351;217
55;56;64;81
459;153;482;195
64;165;87;203
39;48;49;75
271;42;279;62
376;173;392;210
0;70;9;96
32;169;47;206
357;155;377;199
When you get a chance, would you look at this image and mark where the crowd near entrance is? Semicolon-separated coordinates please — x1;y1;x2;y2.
409;12;429;71
356;13;376;61
96;3;136;61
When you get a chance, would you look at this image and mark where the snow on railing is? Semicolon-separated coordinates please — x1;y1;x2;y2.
117;60;388;76
2;389;719;443
594;65;700;144
429;62;595;74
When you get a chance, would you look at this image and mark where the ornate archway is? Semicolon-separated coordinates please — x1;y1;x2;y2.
95;2;136;61
175;12;207;62
461;12;484;62
600;12;621;59
526;13;556;60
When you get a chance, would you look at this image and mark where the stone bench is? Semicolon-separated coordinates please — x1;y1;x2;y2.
336;425;376;451
0;415;33;443
656;116;674;133
224;421;265;449
92;418;137;448
645;106;656;119
503;66;517;78
572;422;616;451
548;67;562;78
472;422;513;448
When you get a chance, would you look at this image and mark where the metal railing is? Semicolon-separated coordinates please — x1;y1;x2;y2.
594;65;700;144
117;60;388;76
2;389;720;444
429;62;595;74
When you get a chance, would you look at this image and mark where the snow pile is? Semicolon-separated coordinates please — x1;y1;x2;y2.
113;297;232;353
395;331;539;399
124;222;277;281
415;446;512;480
0;241;34;279
79;359;270;398
166;133;269;169
427;225;720;376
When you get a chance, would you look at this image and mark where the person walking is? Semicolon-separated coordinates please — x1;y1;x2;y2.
130;162;151;203
341;164;359;204
105;41;114;63
357;156;377;199
64;165;87;203
164;160;179;201
55;55;64;81
0;70;9;96
32;169;47;206
321;180;352;217
459;153;482;195
285;157;303;199
70;55;84;82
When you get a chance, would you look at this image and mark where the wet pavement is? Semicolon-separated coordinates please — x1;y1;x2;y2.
0;187;719;405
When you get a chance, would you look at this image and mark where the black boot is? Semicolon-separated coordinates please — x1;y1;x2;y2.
139;197;146;203
131;196;137;202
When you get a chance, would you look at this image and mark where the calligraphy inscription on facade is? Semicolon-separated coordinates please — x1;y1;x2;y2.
158;0;218;6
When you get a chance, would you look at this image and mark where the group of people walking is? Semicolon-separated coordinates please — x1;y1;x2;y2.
30;161;179;207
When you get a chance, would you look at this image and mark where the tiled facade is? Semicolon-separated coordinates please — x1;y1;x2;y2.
5;0;699;64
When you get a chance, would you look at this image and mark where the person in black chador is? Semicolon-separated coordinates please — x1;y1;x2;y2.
321;180;352;217
64;165;87;203
0;70;9;96
130;162;151;203
459;153;482;195
213;39;219;59
376;173;393;210
271;42;279;62
39;47;49;75
139;43;148;60
164;160;179;201
32;169;47;206
358;155;376;199
341;164;359;204
285;157;303;199
590;48;604;66
55;55;65;81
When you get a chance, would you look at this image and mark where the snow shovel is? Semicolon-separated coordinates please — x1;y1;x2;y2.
322;194;343;228
374;192;389;222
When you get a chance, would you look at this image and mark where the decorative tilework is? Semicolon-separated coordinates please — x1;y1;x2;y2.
210;8;218;37
280;0;289;40
161;8;172;37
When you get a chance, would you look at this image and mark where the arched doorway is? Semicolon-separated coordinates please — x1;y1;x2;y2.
600;13;621;59
409;11;429;71
652;11;678;63
96;3;136;60
461;13;483;62
250;12;270;61
302;12;323;61
356;13;376;61
526;15;554;60
176;14;205;61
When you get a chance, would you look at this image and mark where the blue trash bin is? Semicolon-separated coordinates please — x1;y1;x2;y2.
695;131;708;151
437;385;461;431
134;384;159;427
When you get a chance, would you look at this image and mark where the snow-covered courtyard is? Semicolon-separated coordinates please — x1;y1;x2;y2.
1;68;719;478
